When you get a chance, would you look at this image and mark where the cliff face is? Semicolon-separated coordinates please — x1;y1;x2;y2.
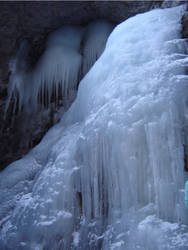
0;0;178;170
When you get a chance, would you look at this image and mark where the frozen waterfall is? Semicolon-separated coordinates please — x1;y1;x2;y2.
1;5;188;250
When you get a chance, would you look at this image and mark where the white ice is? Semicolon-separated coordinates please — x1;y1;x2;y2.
1;5;188;250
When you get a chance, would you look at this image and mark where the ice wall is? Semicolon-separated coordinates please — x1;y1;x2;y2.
1;5;188;250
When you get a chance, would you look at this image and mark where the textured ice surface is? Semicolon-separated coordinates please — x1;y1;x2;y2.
1;5;188;250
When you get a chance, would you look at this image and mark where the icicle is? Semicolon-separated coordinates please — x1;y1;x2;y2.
185;180;188;208
32;44;82;109
31;26;83;110
4;40;30;116
4;22;114;116
82;20;115;75
5;26;83;115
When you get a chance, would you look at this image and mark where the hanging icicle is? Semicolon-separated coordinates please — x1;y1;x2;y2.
82;20;114;75
5;26;83;115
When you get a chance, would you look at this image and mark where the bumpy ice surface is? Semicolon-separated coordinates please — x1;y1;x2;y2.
1;5;188;250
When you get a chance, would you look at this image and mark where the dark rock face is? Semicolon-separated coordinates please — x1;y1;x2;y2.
0;1;166;170
182;12;188;38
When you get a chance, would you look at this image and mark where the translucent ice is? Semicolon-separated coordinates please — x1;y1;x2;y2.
5;21;114;115
82;20;114;75
5;26;83;114
1;5;188;250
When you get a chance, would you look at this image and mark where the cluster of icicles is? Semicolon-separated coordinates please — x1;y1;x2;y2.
5;20;114;115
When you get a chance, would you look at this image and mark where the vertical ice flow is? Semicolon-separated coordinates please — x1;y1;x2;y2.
1;5;188;250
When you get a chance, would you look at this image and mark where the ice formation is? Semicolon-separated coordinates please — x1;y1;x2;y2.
4;40;30;115
1;5;188;250
5;26;83;114
31;26;83;110
82;20;114;75
185;181;188;208
5;21;114;115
